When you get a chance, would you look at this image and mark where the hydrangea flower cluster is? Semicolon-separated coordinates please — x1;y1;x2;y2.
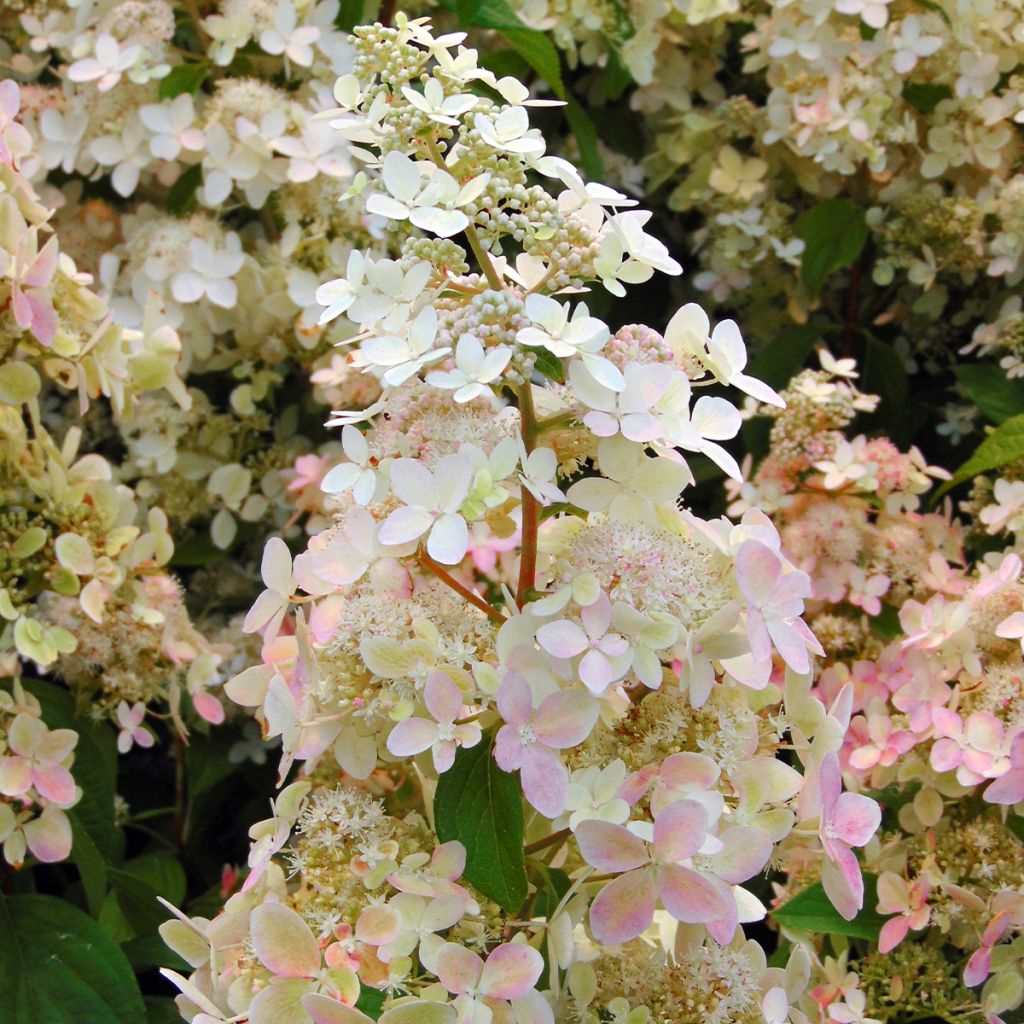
155;17;894;1024
5;0;386;555
735;356;1024;1024
516;0;1024;438
0;79;225;748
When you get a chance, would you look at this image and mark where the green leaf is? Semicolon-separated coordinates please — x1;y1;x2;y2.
599;50;634;102
1006;815;1024;844
501;27;565;97
532;349;565;383
861;334;908;415
479;48;532;81
938;412;1024;497
122;935;189;972
334;0;365;31
529;863;571;918
870;603;902;642
901;82;953;114
434;731;527;913
772;875;887;940
120;851;187;907
168;164;202;218
144;997;182;1024
158;64;207;100
0;893;145;1024
170;529;228;566
455;0;605;176
70;813;108;918
355;985;386;1019
953;363;1024;424
565;97;603;180
107;853;185;936
747;325;821;389
794;199;868;294
742;325;820;457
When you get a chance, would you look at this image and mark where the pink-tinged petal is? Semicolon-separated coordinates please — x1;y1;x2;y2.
932;707;962;739
578;649;614;693
302;994;375;1024
0;756;32;797
658;865;731;923
766;620;810;674
705;894;739;946
589;868;657;945
433;740;457;773
658;752;720;792
985;769;1024;805
425;671;463;724
711;827;772;883
744;610;772;665
576;819;649;873
248;978;313;1024
432;840;466;881
243;589;286;635
250;902;320;978
964;946;992;988
356;904;402;946
966;712;1004;750
521;744;569;818
878;915;910;955
387;718;437;758
24;237;58;288
496;672;533;728
11;286;31;330
38;727;77;763
536;619;589;659
829;793;881;848
930;737;961;773
533;690;598;749
494;725;525;773
32;763;76;805
581;596;612;638
818;752;842;821
479;943;543;1000
26;292;57;348
23;806;71;862
193;692;225;724
509;990;555;1024
735;540;781;606
652;800;708;863
821;844;863;921
434;942;484;995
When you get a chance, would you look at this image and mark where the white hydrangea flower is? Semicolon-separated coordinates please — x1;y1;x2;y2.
139;95;204;162
516;295;620;389
259;3;320;67
426;336;511;402
366;151;488;238
68;34;143;92
171;234;246;309
355;305;450;386
378;454;473;565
